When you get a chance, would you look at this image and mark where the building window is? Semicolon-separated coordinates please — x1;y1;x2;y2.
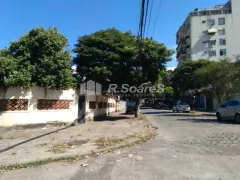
201;11;210;16
211;10;222;15
207;19;215;26
202;20;206;24
219;38;226;45
103;103;107;108
208;40;216;46
98;102;103;108
209;50;216;57
218;18;225;25
37;99;72;110
220;49;227;56
223;9;231;14
0;99;29;111
219;29;225;35
89;101;96;109
191;12;198;16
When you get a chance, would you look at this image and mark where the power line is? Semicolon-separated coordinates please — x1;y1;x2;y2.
136;0;142;34
142;0;150;39
152;0;162;37
146;0;154;37
138;0;146;40
137;0;146;71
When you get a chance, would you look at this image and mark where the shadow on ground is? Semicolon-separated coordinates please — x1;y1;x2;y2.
159;113;216;117
95;115;132;121
176;118;239;125
0;114;132;154
0;125;73;154
142;111;172;115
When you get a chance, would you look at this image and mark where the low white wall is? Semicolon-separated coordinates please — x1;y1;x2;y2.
120;101;126;111
85;95;117;122
0;87;78;126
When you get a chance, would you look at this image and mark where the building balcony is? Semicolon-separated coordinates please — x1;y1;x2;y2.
185;35;190;40
177;39;187;53
177;49;187;59
177;26;190;43
186;38;190;45
186;44;190;49
178;25;187;34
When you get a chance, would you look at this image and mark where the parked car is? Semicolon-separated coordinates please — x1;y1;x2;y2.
216;99;240;122
172;101;191;113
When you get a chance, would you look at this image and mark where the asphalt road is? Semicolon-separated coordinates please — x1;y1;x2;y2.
2;108;240;180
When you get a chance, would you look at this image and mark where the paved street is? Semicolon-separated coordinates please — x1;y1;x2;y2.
2;108;240;180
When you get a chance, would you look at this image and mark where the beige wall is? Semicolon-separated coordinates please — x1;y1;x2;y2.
0;87;120;126
85;95;118;122
0;87;78;126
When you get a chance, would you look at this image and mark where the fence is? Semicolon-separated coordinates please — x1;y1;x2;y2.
0;87;78;126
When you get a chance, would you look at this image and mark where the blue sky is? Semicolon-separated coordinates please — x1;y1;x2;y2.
0;0;227;67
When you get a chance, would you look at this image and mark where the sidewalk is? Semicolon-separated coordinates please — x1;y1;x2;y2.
191;111;216;116
0;112;156;169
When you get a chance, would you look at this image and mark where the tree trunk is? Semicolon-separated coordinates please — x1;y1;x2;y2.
135;98;140;118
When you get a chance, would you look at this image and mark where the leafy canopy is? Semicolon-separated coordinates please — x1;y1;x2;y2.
171;59;211;96
73;28;174;90
195;59;240;104
0;27;75;89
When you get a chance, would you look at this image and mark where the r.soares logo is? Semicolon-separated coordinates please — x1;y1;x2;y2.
107;84;165;94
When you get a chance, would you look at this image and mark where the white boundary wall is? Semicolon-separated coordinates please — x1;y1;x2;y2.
0;87;79;126
85;95;118;122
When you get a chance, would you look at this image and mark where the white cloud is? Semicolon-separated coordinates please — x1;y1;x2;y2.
166;67;176;71
71;65;77;74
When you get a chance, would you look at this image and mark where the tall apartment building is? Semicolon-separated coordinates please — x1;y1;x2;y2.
176;0;240;66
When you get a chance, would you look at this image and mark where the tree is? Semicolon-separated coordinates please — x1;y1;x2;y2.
0;49;33;88
195;59;240;105
171;59;211;97
73;28;173;90
1;27;76;89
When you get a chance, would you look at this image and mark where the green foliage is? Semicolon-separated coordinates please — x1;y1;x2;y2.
0;49;33;88
74;28;173;89
164;86;174;95
171;59;211;96
0;27;75;89
195;59;240;104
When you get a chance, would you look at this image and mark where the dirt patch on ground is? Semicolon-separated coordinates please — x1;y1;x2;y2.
0;112;156;168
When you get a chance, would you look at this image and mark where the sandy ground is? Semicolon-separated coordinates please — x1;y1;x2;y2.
0;112;154;166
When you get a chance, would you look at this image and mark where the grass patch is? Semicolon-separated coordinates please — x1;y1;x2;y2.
0;155;87;172
51;144;74;154
94;137;125;148
0;136;3;140
137;113;147;121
